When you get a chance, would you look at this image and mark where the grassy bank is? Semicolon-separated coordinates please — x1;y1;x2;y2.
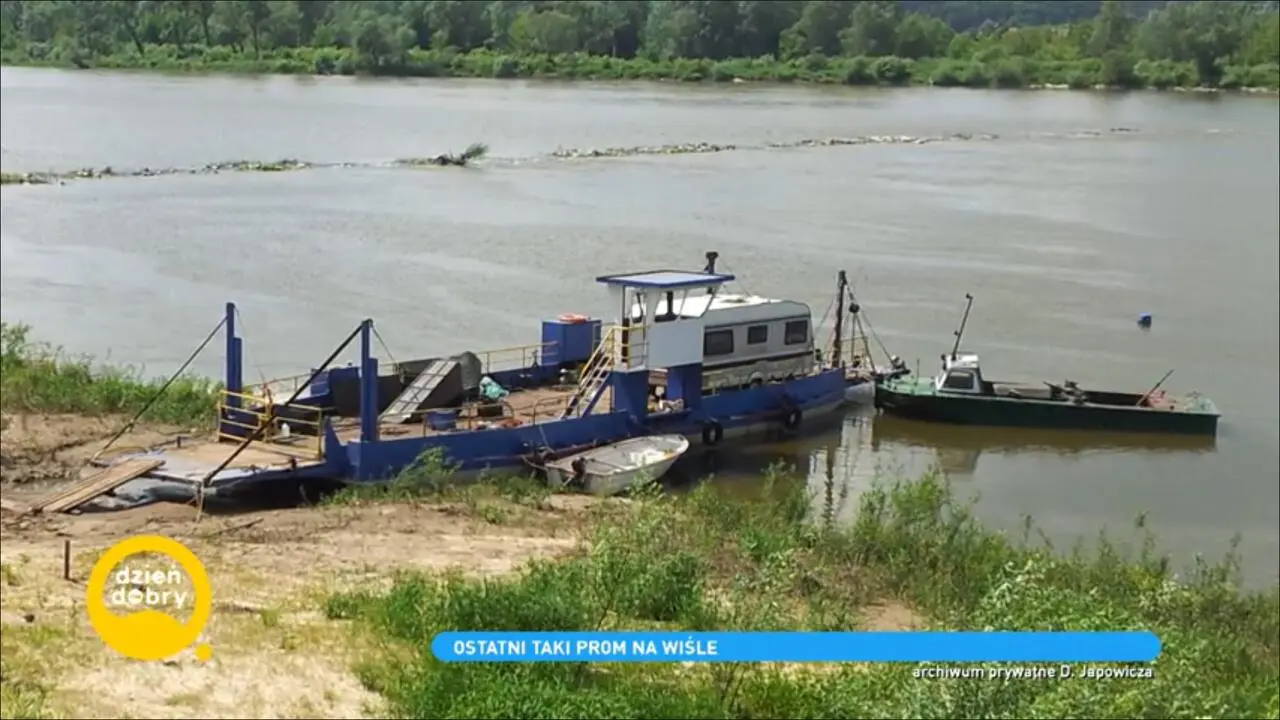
0;173;44;186
327;454;1280;719
4;45;1278;92
0;322;219;426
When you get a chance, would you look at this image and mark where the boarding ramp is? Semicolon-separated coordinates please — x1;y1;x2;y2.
30;458;165;515
382;358;462;424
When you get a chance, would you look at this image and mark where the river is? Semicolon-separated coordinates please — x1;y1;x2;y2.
2;67;1276;585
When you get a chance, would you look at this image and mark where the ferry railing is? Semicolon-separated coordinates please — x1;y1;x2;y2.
366;376;630;441
474;341;558;375
246;341;558;398
603;324;650;370
560;325;649;418
243;372;311;401
350;390;573;438
559;326;616;418
216;389;324;460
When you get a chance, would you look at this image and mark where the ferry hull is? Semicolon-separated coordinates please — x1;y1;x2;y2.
346;370;849;481
875;385;1219;436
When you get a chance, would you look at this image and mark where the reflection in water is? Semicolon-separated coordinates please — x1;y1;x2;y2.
692;407;1222;540
870;415;1219;477
871;414;1219;456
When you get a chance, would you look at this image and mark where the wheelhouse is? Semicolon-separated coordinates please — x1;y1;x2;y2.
631;292;816;391
934;353;988;395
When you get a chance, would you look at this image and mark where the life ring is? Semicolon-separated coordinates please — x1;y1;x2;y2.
559;313;589;324
783;408;803;431
701;421;724;447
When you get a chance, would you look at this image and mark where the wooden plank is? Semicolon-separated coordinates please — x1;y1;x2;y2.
33;458;164;515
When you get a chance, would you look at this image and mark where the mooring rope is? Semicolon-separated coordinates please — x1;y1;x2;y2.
371;325;401;375
92;315;227;463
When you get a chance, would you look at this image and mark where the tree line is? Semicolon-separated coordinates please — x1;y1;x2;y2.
1;1;1277;89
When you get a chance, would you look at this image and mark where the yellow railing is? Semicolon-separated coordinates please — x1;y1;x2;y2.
474;340;558;375
356;391;576;439
216;389;324;459
562;326;639;418
243;373;310;402
587;325;619;370
245;341;558;398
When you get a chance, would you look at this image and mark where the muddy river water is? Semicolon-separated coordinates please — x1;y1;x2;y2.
2;67;1276;584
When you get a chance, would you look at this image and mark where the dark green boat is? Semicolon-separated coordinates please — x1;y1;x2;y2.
873;295;1220;436
874;354;1220;436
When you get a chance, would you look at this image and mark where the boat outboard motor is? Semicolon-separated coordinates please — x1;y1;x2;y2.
570;458;588;488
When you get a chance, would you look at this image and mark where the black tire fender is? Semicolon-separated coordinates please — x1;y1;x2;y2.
701;421;724;446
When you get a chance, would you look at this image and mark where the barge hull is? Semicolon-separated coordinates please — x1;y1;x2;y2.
876;389;1219;436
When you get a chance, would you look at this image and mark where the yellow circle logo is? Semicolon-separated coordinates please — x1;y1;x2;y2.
85;535;213;662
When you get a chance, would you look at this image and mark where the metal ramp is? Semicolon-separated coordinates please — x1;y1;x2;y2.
30;458;164;515
561;328;615;419
382;359;460;424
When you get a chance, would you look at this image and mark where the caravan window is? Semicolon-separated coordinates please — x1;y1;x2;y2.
704;329;735;357
746;324;769;345
784;319;809;346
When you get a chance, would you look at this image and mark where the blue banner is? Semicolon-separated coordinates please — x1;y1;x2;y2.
430;631;1161;664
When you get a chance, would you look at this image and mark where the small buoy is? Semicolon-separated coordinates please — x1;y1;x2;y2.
1137;313;1152;328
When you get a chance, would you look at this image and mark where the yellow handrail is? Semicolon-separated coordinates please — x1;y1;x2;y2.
476;341;558;374
245;340;560;396
216;389;324;459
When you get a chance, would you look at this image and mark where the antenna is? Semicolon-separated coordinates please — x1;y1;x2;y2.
703;251;719;295
950;293;974;361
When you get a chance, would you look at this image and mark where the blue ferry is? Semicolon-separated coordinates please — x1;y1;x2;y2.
91;254;893;497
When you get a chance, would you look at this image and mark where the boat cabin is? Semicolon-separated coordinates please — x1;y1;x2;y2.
934;353;1083;403
934;353;991;395
630;292;815;390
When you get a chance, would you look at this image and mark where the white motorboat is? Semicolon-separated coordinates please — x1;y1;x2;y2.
545;434;690;497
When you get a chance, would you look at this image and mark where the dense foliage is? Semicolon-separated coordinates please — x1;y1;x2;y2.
1;1;1277;89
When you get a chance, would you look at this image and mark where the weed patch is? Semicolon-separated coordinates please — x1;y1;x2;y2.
0;323;218;426
331;467;1279;718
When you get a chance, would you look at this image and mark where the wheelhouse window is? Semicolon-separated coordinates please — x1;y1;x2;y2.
704;329;735;357
942;371;976;391
746;324;769;345
784;319;809;346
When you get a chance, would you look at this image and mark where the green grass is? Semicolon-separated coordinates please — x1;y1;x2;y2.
4;44;1278;92
327;456;1280;719
0;322;220;426
0;172;42;186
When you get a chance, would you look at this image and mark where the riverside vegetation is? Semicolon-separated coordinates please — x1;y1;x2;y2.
327;455;1280;718
1;321;1278;717
0;322;218;426
1;1;1277;91
0;143;491;186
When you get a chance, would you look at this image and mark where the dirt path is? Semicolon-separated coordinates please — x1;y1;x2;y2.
0;413;594;718
1;496;593;719
0;412;187;487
